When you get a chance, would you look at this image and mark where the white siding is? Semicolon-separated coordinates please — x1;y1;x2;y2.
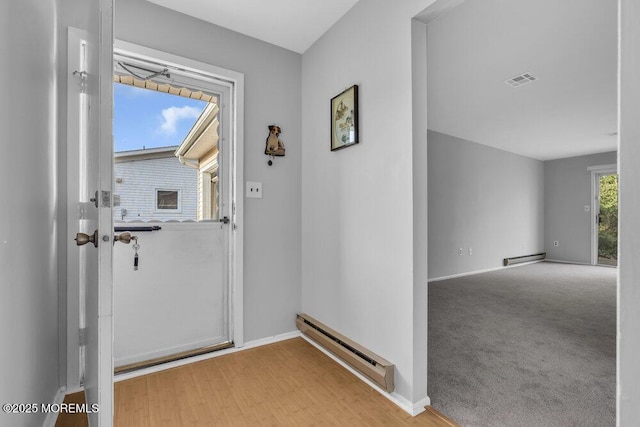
114;156;197;222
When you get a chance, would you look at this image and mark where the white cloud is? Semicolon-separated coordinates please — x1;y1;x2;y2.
159;105;201;135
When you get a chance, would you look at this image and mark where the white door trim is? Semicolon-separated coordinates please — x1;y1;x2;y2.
590;164;618;265
113;39;245;347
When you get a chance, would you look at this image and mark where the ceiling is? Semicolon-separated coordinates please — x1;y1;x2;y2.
146;0;360;54
424;0;618;161
148;0;616;161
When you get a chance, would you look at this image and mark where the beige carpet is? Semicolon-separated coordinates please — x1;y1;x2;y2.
428;262;616;427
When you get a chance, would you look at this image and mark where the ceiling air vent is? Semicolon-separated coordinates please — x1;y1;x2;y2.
504;73;536;88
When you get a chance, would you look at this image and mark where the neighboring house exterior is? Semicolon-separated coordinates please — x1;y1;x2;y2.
114;146;197;222
175;102;221;221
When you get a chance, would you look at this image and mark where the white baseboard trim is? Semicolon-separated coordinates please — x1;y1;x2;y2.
42;387;67;427
544;259;593;266
428;260;544;283
114;330;301;382
239;330;301;351
115;337;232;367
299;334;430;417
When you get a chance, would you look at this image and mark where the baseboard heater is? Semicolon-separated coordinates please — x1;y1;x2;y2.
503;252;546;266
296;313;394;392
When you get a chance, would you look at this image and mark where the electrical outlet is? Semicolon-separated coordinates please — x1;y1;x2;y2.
554;240;559;247
458;248;463;256
468;247;473;256
246;182;263;199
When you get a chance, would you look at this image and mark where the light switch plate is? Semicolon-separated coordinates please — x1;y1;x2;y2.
246;182;263;199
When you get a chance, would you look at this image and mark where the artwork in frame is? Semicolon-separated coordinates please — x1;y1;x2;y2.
331;85;359;151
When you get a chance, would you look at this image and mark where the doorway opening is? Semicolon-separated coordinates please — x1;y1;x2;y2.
420;0;618;424
591;165;619;266
111;43;243;373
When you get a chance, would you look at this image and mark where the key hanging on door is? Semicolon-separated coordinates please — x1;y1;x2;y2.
132;236;140;271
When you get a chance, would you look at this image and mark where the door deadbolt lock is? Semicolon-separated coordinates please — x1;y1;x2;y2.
75;230;99;247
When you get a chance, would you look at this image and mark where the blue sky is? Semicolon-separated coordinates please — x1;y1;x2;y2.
113;83;208;152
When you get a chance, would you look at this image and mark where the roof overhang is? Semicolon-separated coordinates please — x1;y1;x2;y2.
174;103;220;161
114;145;180;163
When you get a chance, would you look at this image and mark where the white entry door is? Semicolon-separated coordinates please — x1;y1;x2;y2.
110;44;240;370
113;222;229;367
66;1;114;425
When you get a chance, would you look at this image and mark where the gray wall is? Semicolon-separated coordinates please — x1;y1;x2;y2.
427;131;544;279
619;0;640;421
544;151;616;263
114;0;303;343
0;0;60;425
301;0;435;405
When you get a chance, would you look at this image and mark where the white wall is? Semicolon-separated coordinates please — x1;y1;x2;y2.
301;0;435;406
544;151;617;263
411;18;429;405
619;0;640;422
427;131;544;279
0;0;60;425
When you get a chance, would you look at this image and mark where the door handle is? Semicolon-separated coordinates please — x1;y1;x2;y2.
75;230;99;247
114;232;135;244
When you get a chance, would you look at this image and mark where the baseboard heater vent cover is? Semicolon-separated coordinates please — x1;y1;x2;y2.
296;313;395;392
503;252;546;266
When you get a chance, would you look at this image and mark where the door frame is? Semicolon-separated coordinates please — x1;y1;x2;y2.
589;163;618;265
65;36;244;401
113;39;245;348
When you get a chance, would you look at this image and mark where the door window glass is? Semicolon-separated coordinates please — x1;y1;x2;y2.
113;75;220;223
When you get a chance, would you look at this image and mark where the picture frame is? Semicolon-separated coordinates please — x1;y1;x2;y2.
331;85;359;151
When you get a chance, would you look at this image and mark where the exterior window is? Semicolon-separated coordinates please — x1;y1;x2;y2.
156;190;179;210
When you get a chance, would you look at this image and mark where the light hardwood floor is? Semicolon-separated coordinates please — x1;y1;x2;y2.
60;337;458;426
55;391;88;427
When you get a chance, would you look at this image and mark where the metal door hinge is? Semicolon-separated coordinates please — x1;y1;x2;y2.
72;70;87;93
101;190;111;207
90;190;99;208
89;190;112;208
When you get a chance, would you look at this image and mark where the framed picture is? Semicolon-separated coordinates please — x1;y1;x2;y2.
331;85;359;151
